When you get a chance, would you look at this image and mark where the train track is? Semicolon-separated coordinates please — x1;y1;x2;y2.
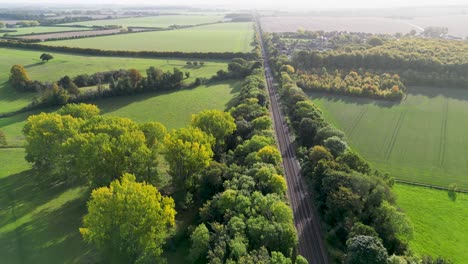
255;21;329;264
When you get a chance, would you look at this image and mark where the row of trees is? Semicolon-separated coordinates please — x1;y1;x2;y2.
278;69;414;263
296;68;406;100
183;68;306;263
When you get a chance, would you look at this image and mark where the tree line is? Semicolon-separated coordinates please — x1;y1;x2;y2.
0;40;255;60
296;68;406;101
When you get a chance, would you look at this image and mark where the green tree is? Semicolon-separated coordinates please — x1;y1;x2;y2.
57;103;100;119
256;145;282;165
80;174;176;263
139;122;167;148
189;223;211;262
163;127;214;190
9;64;31;92
41;83;70;106
191;109;236;151
40;53;54;62
280;65;295;74
346;235;389;264
308;145;333;166
324;136;348;157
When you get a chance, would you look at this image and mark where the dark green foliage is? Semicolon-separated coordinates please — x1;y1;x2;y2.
346;235;389;264
40;53;54;62
0;129;6;145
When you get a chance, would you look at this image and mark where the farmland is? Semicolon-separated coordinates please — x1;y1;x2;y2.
260;16;420;34
2;26;89;36
394;184;468;263
310;86;468;189
44;22;254;52
14;28;122;41
0;48;228;114
60;15;225;28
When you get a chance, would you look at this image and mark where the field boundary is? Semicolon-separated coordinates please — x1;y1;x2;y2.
384;110;406;160
395;179;468;193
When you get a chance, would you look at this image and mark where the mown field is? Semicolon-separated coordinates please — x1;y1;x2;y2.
61;15;225;28
310;86;468;189
394;184;468;263
0;48;228;114
0;81;240;146
45;22;254;52
2;26;88;36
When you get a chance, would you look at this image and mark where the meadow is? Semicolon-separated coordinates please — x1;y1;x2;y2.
44;22;254;52
394;184;468;263
2;26;88;36
60;15;225;28
0;81;240;146
310;86;468;189
0;48;228;114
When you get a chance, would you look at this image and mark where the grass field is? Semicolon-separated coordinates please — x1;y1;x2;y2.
0;148;96;263
0;48;228;114
61;15;225;28
394;184;468;263
45;22;254;52
3;26;88;36
310;86;468;189
0;81;240;146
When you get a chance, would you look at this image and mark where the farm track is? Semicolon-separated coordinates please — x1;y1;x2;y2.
438;100;449;167
256;20;329;264
346;105;368;138
384;111;407;160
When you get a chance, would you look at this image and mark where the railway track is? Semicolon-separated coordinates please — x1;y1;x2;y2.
256;21;329;264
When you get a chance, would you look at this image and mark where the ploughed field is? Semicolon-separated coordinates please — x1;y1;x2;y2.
44;22;254;52
395;184;468;263
310;86;468;189
0;48;228;114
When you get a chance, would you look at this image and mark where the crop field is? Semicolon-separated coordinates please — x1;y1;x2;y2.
44;22;254;52
2;26;89;36
394;184;468;263
309;86;468;189
61;15;225;28
15;28;122;41
0;81;240;146
261;16;421;34
0;48;228;114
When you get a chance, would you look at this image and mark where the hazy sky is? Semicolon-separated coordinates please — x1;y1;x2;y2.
2;0;468;9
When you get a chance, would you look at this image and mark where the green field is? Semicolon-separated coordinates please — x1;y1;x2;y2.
2;26;88;36
61;15;225;28
394;184;468;263
0;81;240;146
310;86;468;189
45;22;254;52
0;48;228;114
0;148;96;263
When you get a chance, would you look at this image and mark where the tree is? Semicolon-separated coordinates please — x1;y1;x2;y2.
308;146;333;166
163;127;214;191
40;53;54;62
280;65;295;74
256;146;282;165
324;136;348;157
0;22;4;28
57;103;100;119
58;75;80;96
185;72;190;79
367;37;384;47
346;235;389;264
189;223;211;262
9;65;31;92
40;83;70;106
139;122;167;148
191;110;236;151
80;174;176;263
0;130;6;145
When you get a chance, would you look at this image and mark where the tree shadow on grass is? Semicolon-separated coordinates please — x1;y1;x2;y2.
0;194;99;264
407;86;468;102
24;62;45;69
307;91;401;109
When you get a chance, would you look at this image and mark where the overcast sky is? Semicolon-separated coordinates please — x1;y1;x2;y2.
1;0;467;9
